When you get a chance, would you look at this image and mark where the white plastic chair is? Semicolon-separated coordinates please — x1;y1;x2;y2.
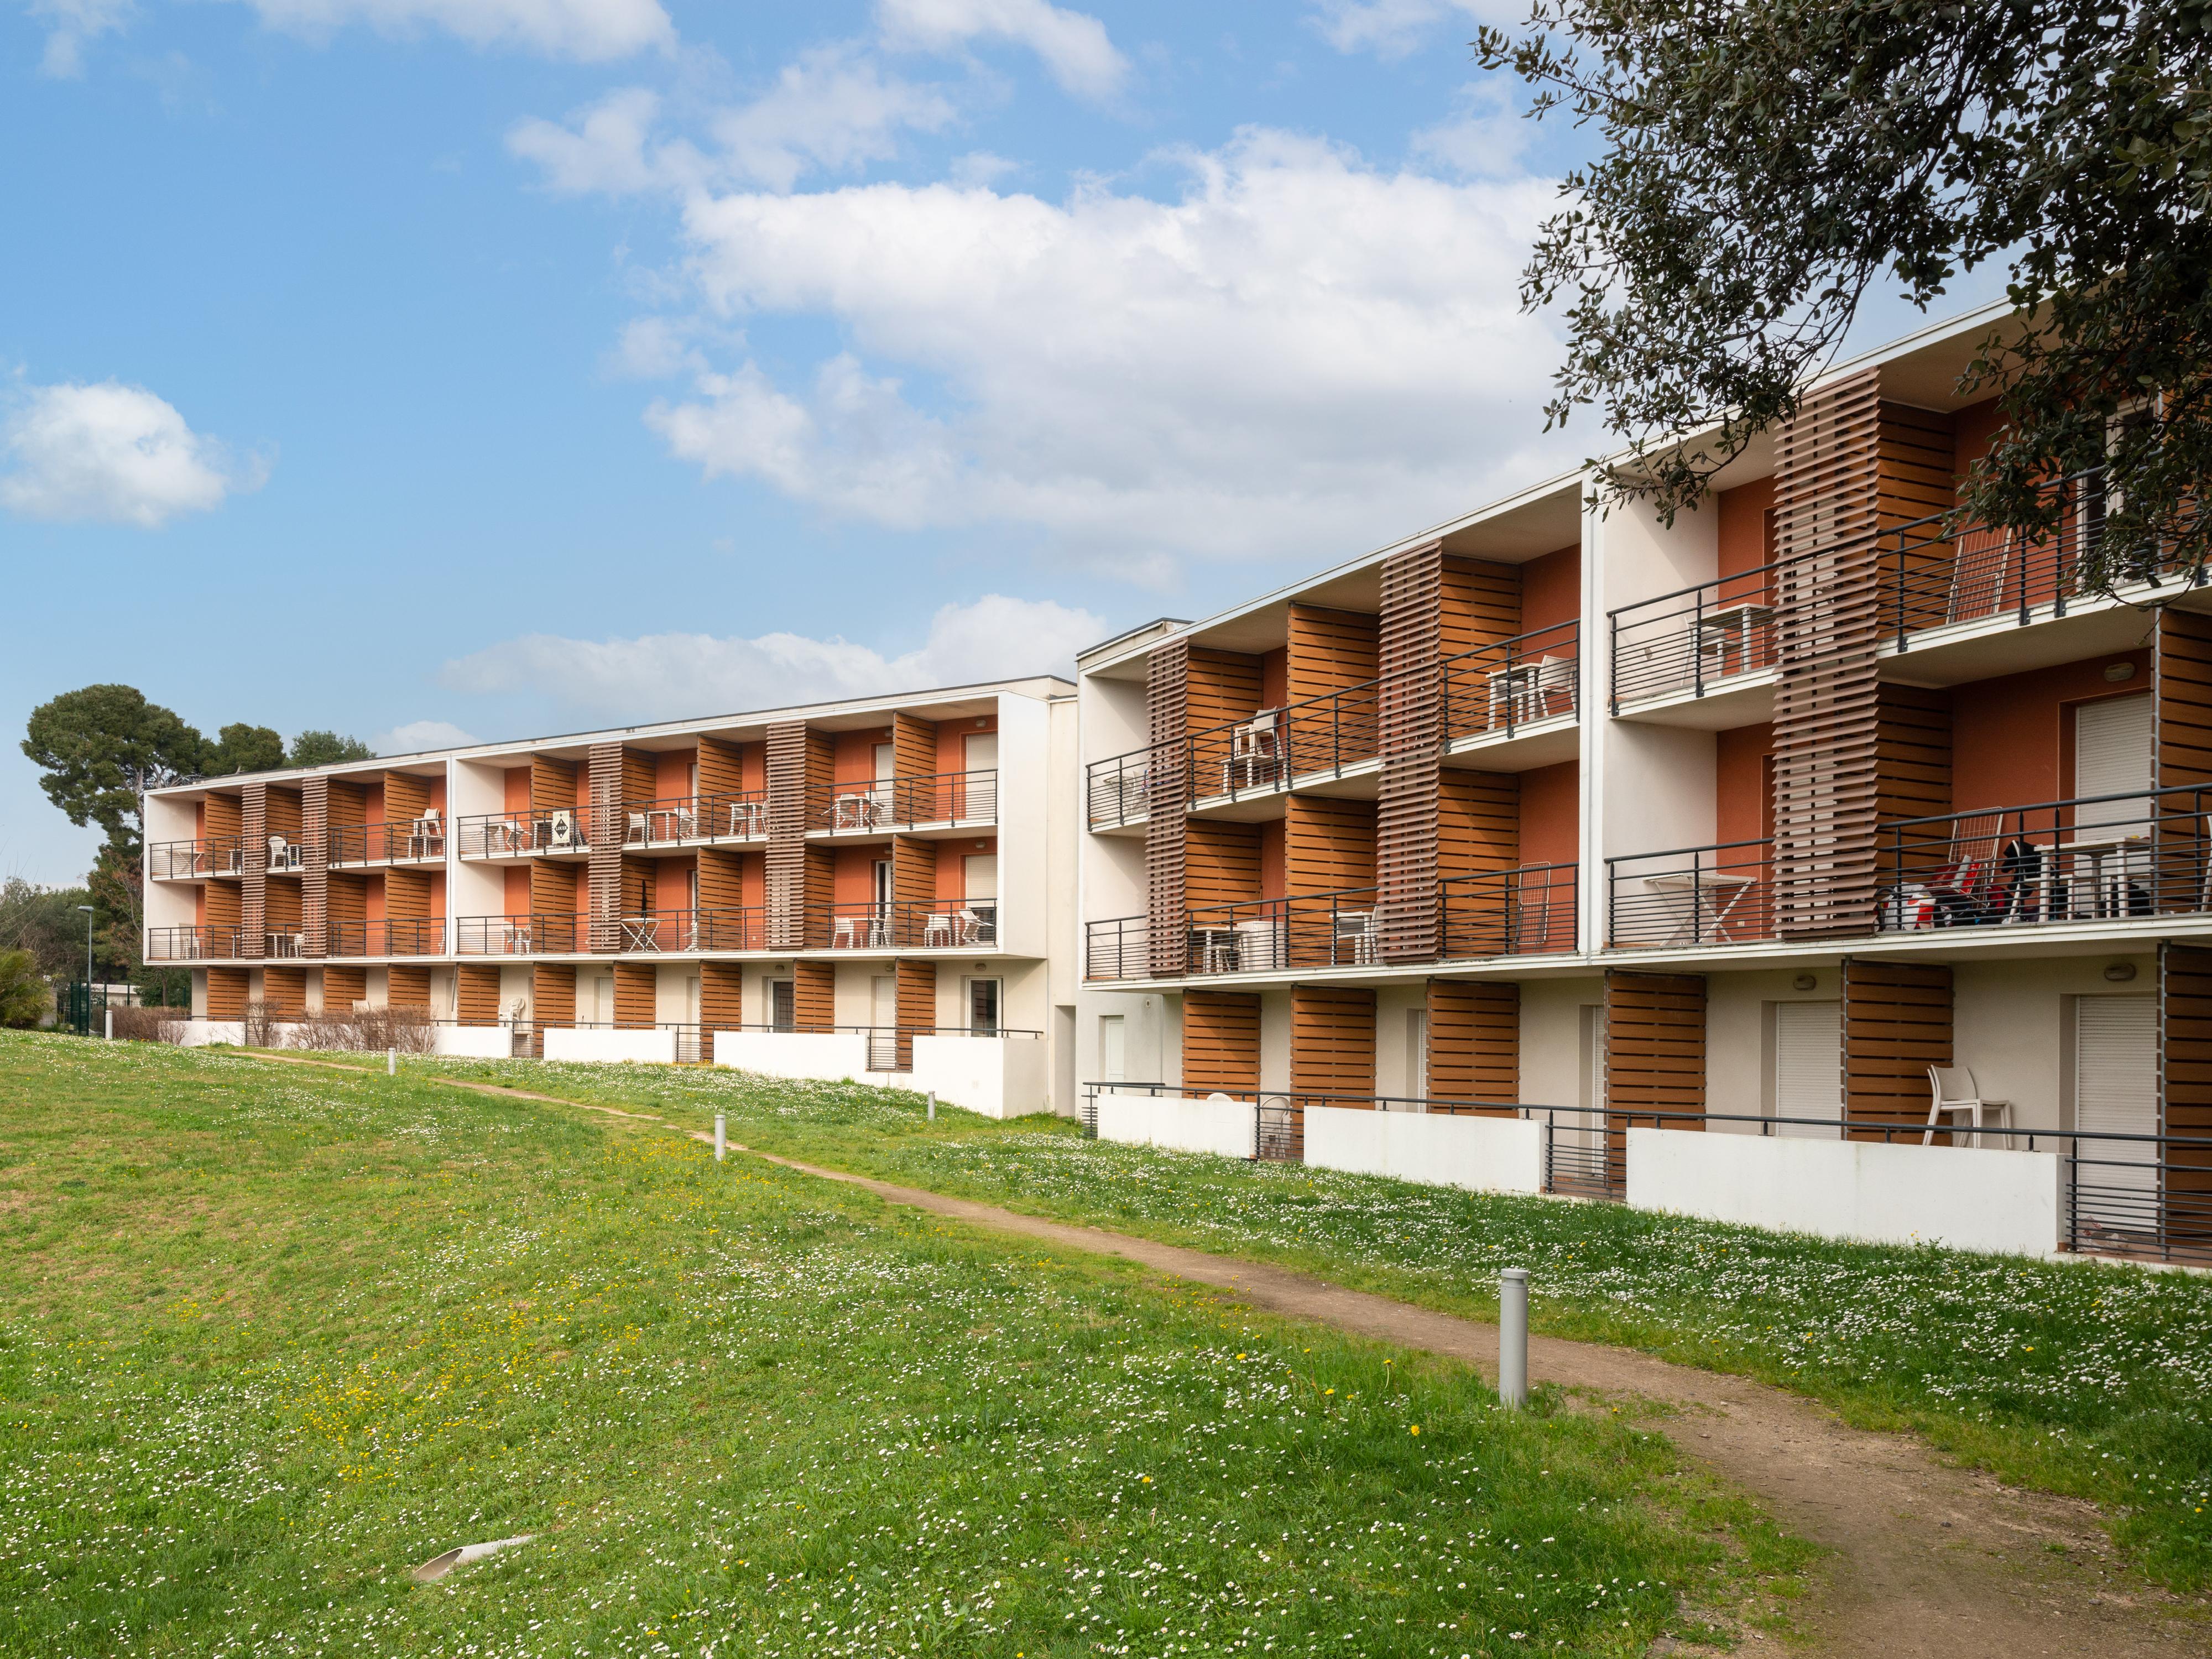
1924;1066;2012;1147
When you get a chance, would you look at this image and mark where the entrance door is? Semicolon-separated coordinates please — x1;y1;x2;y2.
1772;1000;1843;1138
1099;1014;1126;1083
2075;994;2159;1219
963;732;998;818
769;979;795;1032
968;977;1000;1035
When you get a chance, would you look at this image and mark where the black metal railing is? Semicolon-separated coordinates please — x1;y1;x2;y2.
1442;620;1579;743
808;770;998;833
718;1021;1042;1072
265;837;305;874
326;918;447;957
327;819;448;866
604;907;768;952
1186;888;1380;975
1086;752;1152;830
1441;863;1578;958
808;900;999;951
1607;839;1775;948
147;837;246;879
607;792;773;847
455;914;585;955
146;925;244;961
1084;915;1152;980
1609;559;1792;711
1876;786;2212;932
457;808;592;858
1190;681;1381;801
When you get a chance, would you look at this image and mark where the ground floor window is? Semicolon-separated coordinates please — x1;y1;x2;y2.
768;979;794;1032
967;977;1000;1035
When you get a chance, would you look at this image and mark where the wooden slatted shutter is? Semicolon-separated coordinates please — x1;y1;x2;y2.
262;966;307;1022
700;961;744;1046
1425;978;1516;1114
766;722;811;950
1182;989;1260;1094
895;959;935;1068
387;966;431;1010
241;781;267;959
612;962;656;1027
456;963;502;1025
1604;971;1704;1115
322;964;367;1012
206;967;249;1019
301;776;328;958
2154;612;2212;915
1145;640;1191;975
532;963;575;1030
1376;542;1444;959
1841;959;1950;1134
792;959;836;1033
2161;944;2212;1254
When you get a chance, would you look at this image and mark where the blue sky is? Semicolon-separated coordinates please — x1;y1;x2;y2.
1;0;2000;887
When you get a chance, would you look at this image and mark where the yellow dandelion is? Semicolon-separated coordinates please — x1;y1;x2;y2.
1410;1425;1421;1436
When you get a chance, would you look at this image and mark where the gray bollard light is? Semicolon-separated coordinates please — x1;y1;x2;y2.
387;1046;397;1077
714;1112;727;1161
105;1009;113;1041
1498;1267;1529;1410
927;1091;936;1121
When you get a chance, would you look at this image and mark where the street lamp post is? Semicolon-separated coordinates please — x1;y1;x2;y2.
76;905;95;1034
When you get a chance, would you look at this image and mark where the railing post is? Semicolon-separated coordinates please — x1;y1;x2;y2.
1607;611;1619;716
1692;585;1705;698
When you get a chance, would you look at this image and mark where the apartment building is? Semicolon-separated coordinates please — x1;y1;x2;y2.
1076;306;2210;1266
142;678;1078;1115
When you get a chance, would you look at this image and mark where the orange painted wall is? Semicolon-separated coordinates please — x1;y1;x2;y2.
1260;649;1288;709
1521;544;1580;634
573;864;590;912
655;749;692;801
504;867;530;914
1520;760;1579;867
364;875;385;923
835;846;886;904
194;801;206;837
937;837;995;902
1717;478;1776;583
934;714;1000;775
1260;818;1286;899
362;781;385;824
1716;723;1776;846
1953;397;2001;480
503;768;530;813
427;872;445;917
1952;655;2151;811
653;855;696;911
741;851;767;910
835;728;894;786
426;775;447;813
194;886;206;925
739;742;768;791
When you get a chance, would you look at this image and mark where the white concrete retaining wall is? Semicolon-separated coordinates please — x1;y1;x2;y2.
712;1030;872;1082
174;1019;242;1047
1094;1091;1255;1159
1305;1105;1546;1196
1625;1127;2064;1256
911;1035;1050;1119
433;1025;514;1059
543;1027;677;1065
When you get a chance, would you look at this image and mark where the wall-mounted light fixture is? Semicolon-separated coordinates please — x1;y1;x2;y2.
1792;973;1818;992
2105;661;2138;683
2105;961;2138;982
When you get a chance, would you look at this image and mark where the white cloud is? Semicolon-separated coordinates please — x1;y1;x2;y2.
1410;80;1529;177
1;379;263;528
509;48;957;197
27;0;131;76
877;0;1126;100
440;594;1102;722
231;0;672;60
1307;0;1511;60
377;718;479;754
640;129;1568;577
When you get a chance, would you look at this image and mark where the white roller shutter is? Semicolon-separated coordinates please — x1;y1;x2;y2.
2074;693;2152;828
1773;1000;1842;1137
2075;995;2158;1199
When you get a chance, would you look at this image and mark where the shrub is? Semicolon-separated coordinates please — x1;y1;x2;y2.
109;1005;185;1044
293;1005;435;1053
0;951;49;1030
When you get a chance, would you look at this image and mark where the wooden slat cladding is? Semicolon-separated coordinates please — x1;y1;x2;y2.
1184;821;1262;909
1770;372;1883;938
697;735;747;798
1438;772;1519;875
1287;605;1379;703
587;744;629;951
206;966;249;1020
456;964;503;1025
1146;640;1192;975
264;787;302;848
697;847;746;914
263;874;302;937
384;771;431;825
700;961;744;1037
241;781;267;958
1439;556;1523;658
892;712;936;779
1876;403;1956;524
326;779;367;832
2154;613;2212;909
1426;979;1517;1114
1186;646;1263;732
528;859;573;921
613;962;656;1027
203;793;242;843
1843;959;1950;1132
1285;796;1375;894
1876;685;1953;823
1292;985;1375;1097
530;757;577;818
766;722;813;950
262;966;307;1021
387;867;432;924
204;880;241;936
325;874;366;937
532;964;575;1027
1604;971;1705;1115
301;777;328;957
1377;543;1444;961
321;964;366;1011
895;959;935;1068
387;966;431;1011
1182;989;1261;1095
892;836;935;913
2161;944;2212;1244
793;959;836;1032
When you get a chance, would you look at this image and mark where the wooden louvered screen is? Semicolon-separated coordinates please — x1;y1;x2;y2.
263;872;301;947
301;777;328;957
1291;987;1376;1106
1285;796;1375;895
2155;612;2212;913
204;792;242;842
766;722;812;950
1426;978;1516;1114
1145;640;1192;975
240;781;267;958
1182;990;1261;1095
1439;556;1522;656
387;966;431;1011
1604;971;1705;1117
697;735;745;798
1843;959;1950;1134
2161;944;2212;1251
895;959;935;1068
206;967;249;1020
893;836;935;914
527;859;571;925
1439;772;1518;874
700;961;744;1045
321;964;366;1012
532;963;575;1027
262;967;307;1021
1287;605;1380;701
697;847;745;917
1377;542;1444;960
1185;821;1262;908
530;757;576;818
384;771;431;825
264;787;302;849
204;879;241;937
1186;646;1264;731
387;868;431;935
456;964;503;1025
793;959;836;1033
1876;685;1953;823
588;743;624;951
613;962;655;1027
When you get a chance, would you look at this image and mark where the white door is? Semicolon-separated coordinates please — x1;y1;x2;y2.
873;743;896;817
963;732;997;774
1099;1014;1126;1083
2075;693;2152;827
1405;1008;1428;1107
1772;1000;1843;1138
769;979;795;1031
967;977;1000;1034
871;975;896;1032
2075;994;2159;1208
963;733;998;818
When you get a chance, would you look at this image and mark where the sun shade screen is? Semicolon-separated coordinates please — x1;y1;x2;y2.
1772;1000;1841;1136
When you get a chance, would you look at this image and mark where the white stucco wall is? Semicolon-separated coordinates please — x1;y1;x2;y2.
1305;1104;1545;1195
1519;976;1600;1110
543;1026;677;1065
713;1030;872;1082
433;1025;513;1058
1259;989;1292;1094
1953;954;2156;1134
1705;967;1844;1124
911;1034;1051;1119
1095;1091;1255;1159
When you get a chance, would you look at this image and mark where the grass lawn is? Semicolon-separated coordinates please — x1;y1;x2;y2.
344;1053;2212;1591
0;1033;1805;1658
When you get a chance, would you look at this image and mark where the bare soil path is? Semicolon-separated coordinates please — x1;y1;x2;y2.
229;1055;2209;1655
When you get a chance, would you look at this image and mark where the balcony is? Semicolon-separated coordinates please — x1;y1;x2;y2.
1084;915;1152;981
1609;560;1787;716
811;900;998;951
610;907;767;952
457;808;592;859
327;817;447;868
1440;863;1578;958
146;838;246;880
1876;787;2212;936
1187;888;1380;975
611;791;773;848
1087;751;1153;831
809;770;998;834
264;836;306;874
1441;621;1579;749
1606;839;1776;949
455;914;583;955
327;917;448;958
146;925;243;961
1192;681;1381;807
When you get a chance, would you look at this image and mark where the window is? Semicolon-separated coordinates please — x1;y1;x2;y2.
769;979;795;1032
2075;693;2152;828
1771;1001;1842;1138
963;853;997;899
1099;1014;1126;1083
967;977;1000;1035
